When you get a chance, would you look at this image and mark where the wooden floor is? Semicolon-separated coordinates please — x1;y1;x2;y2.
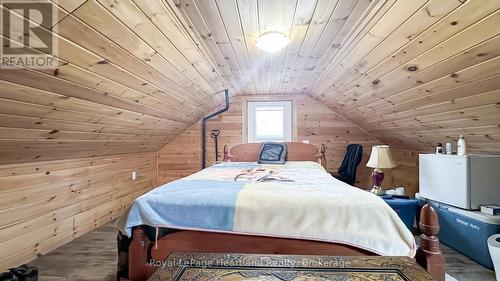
31;223;117;281
29;222;496;281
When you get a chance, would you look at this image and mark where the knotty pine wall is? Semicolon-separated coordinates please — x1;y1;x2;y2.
309;0;500;155
384;149;420;197
173;0;500;155
158;94;420;194
0;153;156;270
0;0;227;166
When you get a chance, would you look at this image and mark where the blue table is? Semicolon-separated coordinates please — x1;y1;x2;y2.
381;196;418;231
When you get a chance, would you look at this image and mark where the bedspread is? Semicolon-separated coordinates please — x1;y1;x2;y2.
116;161;416;257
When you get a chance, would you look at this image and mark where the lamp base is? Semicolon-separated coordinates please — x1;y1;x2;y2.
371;186;385;196
371;169;385;195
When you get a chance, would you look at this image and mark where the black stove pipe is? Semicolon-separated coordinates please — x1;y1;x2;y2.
201;89;229;169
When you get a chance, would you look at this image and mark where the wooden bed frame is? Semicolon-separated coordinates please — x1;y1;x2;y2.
126;143;445;281
222;142;327;168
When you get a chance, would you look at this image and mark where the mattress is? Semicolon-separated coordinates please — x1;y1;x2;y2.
116;161;416;257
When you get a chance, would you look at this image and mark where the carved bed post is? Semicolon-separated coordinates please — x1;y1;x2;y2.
223;144;229;161
416;203;445;281
129;227;151;281
320;144;326;168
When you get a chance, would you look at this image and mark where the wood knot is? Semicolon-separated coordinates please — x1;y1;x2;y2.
407;65;418;72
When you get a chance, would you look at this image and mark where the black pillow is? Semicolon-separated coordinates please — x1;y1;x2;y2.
258;142;287;164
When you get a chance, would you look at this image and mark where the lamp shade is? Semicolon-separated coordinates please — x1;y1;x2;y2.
366;145;397;169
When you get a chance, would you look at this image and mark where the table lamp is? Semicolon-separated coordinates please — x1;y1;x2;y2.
366;145;397;195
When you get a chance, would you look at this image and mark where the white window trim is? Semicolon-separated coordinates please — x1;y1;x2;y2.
246;100;292;143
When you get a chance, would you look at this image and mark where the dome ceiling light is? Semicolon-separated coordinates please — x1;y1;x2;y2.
256;31;290;53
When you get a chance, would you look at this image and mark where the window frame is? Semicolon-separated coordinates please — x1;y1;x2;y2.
246;100;293;143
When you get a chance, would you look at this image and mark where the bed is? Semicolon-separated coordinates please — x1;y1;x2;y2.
116;142;444;281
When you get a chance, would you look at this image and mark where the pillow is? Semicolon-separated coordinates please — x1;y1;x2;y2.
258;142;287;164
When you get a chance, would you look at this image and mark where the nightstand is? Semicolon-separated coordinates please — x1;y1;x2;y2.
382;197;418;231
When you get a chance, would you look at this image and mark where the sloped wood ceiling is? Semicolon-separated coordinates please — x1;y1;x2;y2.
172;0;500;153
0;0;226;164
1;0;499;164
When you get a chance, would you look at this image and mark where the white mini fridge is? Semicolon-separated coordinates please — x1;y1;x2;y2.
419;154;500;210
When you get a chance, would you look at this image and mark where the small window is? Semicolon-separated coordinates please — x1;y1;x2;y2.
247;101;292;143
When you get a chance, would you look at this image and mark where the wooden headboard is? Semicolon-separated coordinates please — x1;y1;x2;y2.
223;142;326;168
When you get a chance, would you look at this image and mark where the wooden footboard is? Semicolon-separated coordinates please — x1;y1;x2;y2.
125;203;445;281
416;203;446;281
127;228;156;281
126;229;374;281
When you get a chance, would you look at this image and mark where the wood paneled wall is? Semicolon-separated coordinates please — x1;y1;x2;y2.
1;0;497;269
159;94;398;189
309;0;500;154
0;0;226;164
171;0;500;155
384;149;420;197
1;0;497;167
0;153;156;270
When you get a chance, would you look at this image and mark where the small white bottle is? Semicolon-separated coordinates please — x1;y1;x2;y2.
457;135;467;156
445;143;452;155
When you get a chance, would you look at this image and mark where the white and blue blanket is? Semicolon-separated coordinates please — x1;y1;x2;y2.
116;161;416;257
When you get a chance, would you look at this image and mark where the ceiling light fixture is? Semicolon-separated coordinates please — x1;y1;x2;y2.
256;31;289;53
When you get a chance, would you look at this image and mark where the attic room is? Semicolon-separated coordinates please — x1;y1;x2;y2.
0;0;499;280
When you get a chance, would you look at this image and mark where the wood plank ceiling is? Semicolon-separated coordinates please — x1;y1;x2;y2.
0;0;227;164
0;0;499;164
172;0;500;153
